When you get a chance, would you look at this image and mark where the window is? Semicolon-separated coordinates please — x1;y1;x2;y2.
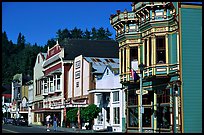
143;108;152;127
41;80;43;94
44;79;48;93
97;108;103;124
49;77;54;92
113;107;120;124
128;107;138;127
149;37;152;66
143;91;153;105
97;94;102;104
144;39;147;65
75;60;80;69
56;75;60;90
113;91;119;102
75;71;80;79
120;49;123;74
124;48;126;73
106;107;110;123
76;82;79;87
157;106;170;129
130;47;138;70
156;36;166;64
128;90;138;105
53;76;56;91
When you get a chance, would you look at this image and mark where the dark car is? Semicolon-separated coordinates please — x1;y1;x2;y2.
13;118;28;126
4;118;14;124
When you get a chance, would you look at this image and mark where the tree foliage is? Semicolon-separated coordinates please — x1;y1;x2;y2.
66;107;78;122
2;27;113;85
81;104;100;122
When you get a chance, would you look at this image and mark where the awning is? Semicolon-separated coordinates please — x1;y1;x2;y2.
88;88;122;93
43;54;61;68
32;108;62;113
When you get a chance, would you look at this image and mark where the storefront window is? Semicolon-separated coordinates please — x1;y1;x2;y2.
143;91;153;105
128;107;138;127
128;90;138;106
142;108;151;127
157;106;170;129
97;108;103;124
113;107;120;124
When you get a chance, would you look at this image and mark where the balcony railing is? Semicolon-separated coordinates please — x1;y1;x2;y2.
143;63;179;77
120;63;179;83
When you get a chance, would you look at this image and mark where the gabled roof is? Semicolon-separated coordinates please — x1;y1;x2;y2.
84;57;119;74
60;39;119;60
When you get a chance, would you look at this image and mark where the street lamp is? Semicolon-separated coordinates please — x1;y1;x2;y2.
138;63;145;133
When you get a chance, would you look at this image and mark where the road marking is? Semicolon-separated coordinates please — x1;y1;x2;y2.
2;129;19;133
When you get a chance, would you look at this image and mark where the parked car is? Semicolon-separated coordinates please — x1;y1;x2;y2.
4;118;14;124
13;118;28;126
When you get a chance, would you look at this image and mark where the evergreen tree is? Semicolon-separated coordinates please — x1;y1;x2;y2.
70;27;83;39
91;27;97;40
83;29;91;40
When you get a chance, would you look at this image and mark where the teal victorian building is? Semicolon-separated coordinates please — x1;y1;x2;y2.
110;2;202;133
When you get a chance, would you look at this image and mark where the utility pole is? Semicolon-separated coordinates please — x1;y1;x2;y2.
138;63;145;133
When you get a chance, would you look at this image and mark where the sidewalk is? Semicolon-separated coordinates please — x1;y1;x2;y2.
29;124;96;133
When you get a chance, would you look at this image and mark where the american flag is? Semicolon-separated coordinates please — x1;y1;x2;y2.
130;68;140;82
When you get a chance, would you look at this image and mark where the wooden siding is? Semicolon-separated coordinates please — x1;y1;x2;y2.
181;7;202;133
168;33;177;64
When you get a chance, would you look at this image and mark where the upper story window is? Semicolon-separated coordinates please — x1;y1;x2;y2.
149;37;152;66
113;91;119;102
144;39;147;66
120;49;123;74
56;75;61;90
44;79;48;93
49;77;54;92
156;36;166;64
155;9;164;20
97;94;102;104
131;46;138;70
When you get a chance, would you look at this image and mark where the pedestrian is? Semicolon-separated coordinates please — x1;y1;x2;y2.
46;114;51;131
53;114;58;131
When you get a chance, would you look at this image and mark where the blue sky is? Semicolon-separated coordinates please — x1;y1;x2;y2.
2;2;132;46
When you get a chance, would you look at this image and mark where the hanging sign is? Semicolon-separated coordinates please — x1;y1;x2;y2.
136;89;148;95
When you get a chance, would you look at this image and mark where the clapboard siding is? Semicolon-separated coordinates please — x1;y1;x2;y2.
181;7;202;133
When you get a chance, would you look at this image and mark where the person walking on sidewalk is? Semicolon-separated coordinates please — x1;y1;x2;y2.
53;114;58;131
46;114;51;131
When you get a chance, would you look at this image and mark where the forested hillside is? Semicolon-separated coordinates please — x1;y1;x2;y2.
2;27;114;85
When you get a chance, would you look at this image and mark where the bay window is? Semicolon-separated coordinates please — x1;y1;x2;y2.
156;36;166;64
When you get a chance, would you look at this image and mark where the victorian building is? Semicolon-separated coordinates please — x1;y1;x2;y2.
110;2;202;133
11;73;32;120
32;39;118;127
87;57;125;132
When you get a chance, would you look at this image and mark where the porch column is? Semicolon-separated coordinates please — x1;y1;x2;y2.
177;83;182;133
152;36;156;75
126;46;130;81
153;90;157;132
169;84;173;133
61;109;64;127
173;84;179;133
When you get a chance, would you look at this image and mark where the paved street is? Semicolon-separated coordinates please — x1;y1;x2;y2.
2;124;66;133
2;123;117;133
